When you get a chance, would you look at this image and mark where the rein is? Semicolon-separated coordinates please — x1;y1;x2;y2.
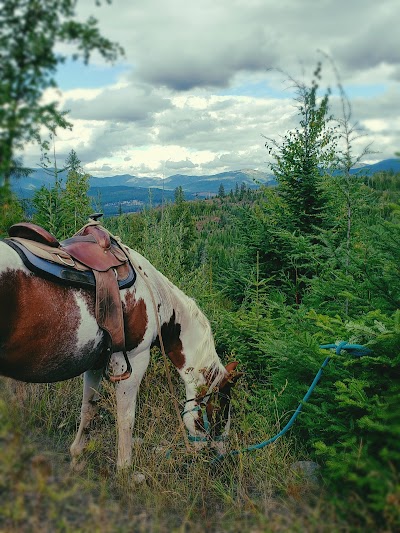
213;341;372;463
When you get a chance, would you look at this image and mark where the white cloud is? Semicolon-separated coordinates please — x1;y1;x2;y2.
20;0;400;176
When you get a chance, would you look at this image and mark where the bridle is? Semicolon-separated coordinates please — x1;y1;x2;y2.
181;389;231;443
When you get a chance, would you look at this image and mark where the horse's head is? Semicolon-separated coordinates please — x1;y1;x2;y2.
182;362;242;453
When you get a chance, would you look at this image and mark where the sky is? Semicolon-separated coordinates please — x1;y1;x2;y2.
23;0;400;178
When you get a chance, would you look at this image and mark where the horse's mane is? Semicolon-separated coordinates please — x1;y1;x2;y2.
177;294;226;382
127;248;226;384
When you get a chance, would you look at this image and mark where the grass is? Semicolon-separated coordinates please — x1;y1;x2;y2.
0;357;355;532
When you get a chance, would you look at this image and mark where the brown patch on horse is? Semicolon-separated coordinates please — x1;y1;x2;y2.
154;311;185;369
123;292;148;351
0;270;86;381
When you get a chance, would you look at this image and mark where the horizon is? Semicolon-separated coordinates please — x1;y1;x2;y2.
25;157;400;182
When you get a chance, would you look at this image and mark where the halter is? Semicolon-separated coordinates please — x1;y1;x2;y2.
181;390;230;442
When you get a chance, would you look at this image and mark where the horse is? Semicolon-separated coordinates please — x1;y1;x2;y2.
0;238;240;468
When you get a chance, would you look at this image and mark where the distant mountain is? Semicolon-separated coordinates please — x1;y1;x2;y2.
162;169;274;195
89;174;161;189
11;167;275;216
10;159;399;216
12;167;273;195
350;158;400;175
88;169;274;193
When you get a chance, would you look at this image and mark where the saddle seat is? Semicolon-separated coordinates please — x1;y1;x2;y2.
6;217;136;382
8;221;128;272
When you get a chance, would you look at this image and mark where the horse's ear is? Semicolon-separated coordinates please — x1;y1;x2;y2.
220;361;243;390
225;361;239;373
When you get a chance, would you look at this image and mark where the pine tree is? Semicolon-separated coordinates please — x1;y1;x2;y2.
32;180;63;236
32;149;92;238
174;186;185;205
264;64;337;234
60;150;92;235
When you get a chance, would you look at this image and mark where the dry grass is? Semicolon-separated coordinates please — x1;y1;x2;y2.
0;357;350;532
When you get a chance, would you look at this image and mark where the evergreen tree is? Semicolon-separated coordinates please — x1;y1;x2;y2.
329;63;374;314
32;180;63;236
264;64;337;234
32;149;92;238
0;186;24;236
170;185;196;256
60;150;92;235
239;182;247;201
174;185;185;204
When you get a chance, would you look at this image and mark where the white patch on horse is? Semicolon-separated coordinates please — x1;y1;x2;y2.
74;292;103;351
0;242;30;276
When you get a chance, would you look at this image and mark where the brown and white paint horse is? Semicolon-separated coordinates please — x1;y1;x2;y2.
0;241;239;468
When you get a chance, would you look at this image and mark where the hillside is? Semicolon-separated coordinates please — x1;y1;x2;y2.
89;185;196;216
11;168;275;216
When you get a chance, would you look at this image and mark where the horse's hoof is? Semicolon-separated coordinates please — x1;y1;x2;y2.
31;454;52;479
70;458;86;473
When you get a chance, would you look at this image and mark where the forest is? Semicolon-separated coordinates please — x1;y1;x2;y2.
1;68;399;531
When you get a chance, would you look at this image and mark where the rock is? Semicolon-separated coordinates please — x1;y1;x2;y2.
290;461;320;483
152;445;167;454
132;472;146;484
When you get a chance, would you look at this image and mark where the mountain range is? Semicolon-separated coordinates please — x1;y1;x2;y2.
11;158;400;217
12;168;275;216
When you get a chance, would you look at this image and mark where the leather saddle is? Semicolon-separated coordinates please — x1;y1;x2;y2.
5;215;136;381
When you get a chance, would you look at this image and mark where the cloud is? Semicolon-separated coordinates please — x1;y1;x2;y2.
76;0;400;91
20;0;400;176
333;6;400;74
64;83;171;122
165;159;197;171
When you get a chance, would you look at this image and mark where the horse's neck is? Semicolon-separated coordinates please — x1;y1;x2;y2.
126;247;226;387
158;279;226;389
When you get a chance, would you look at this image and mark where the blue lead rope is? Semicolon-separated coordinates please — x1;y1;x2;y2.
213;341;372;463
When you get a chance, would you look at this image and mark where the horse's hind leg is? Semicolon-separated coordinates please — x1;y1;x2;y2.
70;368;103;463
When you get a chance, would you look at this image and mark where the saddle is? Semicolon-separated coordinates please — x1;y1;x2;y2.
6;215;136;382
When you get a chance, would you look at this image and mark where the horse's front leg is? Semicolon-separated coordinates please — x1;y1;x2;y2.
70;368;103;463
115;349;150;469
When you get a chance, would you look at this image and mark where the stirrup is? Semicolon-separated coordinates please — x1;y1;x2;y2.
105;351;132;382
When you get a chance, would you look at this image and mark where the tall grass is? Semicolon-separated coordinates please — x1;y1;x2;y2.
0;354;346;532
